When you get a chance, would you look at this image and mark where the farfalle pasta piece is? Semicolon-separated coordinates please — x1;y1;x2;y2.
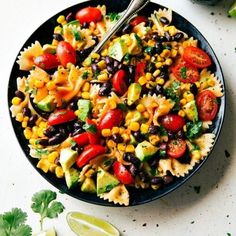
99;184;129;206
202;121;212;129
133;23;151;39
194;133;215;157
17;41;43;71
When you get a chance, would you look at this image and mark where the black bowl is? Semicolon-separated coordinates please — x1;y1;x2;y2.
8;0;225;206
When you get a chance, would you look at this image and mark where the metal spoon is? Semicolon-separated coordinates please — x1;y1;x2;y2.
90;0;150;55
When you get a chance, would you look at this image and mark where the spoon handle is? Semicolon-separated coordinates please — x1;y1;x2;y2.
90;0;150;55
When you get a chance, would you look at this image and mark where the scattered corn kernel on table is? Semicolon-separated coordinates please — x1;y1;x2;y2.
0;0;236;235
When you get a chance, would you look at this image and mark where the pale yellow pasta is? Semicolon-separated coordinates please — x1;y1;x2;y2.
194;133;215;157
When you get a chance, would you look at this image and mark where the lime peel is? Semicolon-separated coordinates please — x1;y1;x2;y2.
229;1;236;17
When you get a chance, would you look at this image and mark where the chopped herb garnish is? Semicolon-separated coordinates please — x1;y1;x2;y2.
134;34;142;47
103;159;115;167
144;46;154;54
193;185;201;194
105;184;114;192
117;103;128;111
159;125;168;136
185;121;203;140
71;28;82;41
66;20;80;26
35;149;49;156
82;71;89;79
83;123;97;134
108;12;121;21
164;81;181;111
163;44;172;50
180;67;187;79
94;70;100;79
123;53;131;63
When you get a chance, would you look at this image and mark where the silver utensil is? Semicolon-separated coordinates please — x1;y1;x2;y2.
90;0;150;55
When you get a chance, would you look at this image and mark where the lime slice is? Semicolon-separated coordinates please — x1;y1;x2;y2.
229;1;236;17
33;228;56;236
67;212;120;236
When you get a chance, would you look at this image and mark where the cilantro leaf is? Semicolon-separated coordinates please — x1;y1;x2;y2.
83;123;97;134
180;67;187;79
0;208;32;236
185;121;202;140
82;71;89;80
134;34;142;47
108;12;121;21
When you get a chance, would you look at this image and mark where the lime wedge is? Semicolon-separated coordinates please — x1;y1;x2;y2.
229;1;236;17
33;228;56;236
67;212;120;236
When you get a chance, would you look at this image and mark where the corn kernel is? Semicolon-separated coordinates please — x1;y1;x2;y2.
81;92;90;99
37;128;44;137
180;98;187;105
195;82;200;88
125;144;135;153
57;15;65;24
22;121;28;128
49;164;57;173
85;169;95;178
149;134;160;145
102;129;111;137
183;91;190;99
119;128;125;134
101;49;108;57
129;122;140;132
55;166;64;178
16;112;24;122
39;121;47;128
155;62;162;69
178;110;185;117
183;125;187;132
112;127;119;134
121;133;130;143
136;104;145;113
168;26;177;36
185;93;194;102
171;49;178;58
97;73;109;82
29;138;36;145
48;151;59;164
82;82;90;92
117;143;126;151
91;52;100;60
37;159;50;173
191;150;201;160
140;124;149;134
165;58;173;66
145;73;152;81
207;78;215;87
138;76;147;86
12;97;21;105
147;39;155;47
156;78;165;85
66;62;73;69
153;69;161;77
160;49;171;58
157;56;164;62
109;99;117;109
97;60;106;70
34;80;44;88
107;140;116;148
143;111;150;119
46;81;56;90
23;116;29;122
24;128;32;140
54;26;62;34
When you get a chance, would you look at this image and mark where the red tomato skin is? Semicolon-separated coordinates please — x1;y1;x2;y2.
161;114;185;132
76;145;106;168
56;41;76;67
167;139;187;159
75;7;102;24
183;46;212;69
33;53;59;70
130;16;147;27
98;109;123;130
73;132;89;146
113;161;134;185
86;118;100;144
196;90;218;121
48;109;76;126
112;69;128;95
135;61;146;82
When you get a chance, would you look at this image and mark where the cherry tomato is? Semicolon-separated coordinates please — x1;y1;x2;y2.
86;118;100;144
135;61;146;82
196;90;218;121
33;53;59;70
75;7;102;24
48;109;76;126
161;114;185;132
56;41;76;67
73;132;89;146
172;61;199;83
98;109;123;130
76;144;106;168
183;46;212;68
112;69;128;95
130;16;147;27
167;139;187;158
113;161;134;185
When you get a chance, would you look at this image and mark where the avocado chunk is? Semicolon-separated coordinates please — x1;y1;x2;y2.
59;148;78;172
108;39;128;62
127;83;142;106
183;100;198;122
81;178;96;193
135;141;158;162
37;95;56;112
97;167;120;195
77;99;91;121
65;168;80;189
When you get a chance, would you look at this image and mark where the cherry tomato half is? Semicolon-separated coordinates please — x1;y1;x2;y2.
75;7;102;24
48;109;76;126
113;161;134;185
172;61;200;83
76;144;106;168
161;114;185;132
135;61;146;82
33;53;59;70
112;69;128;95
130;16;147;27
98;109;123;130
73;132;89;146
196;90;218;121
183;46;212;69
167;139;187;159
86;118;100;145
56;41;76;67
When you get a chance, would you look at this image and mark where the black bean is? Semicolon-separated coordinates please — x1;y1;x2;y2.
105;56;113;65
190;83;198;96
155;84;163;95
53;33;63;41
149;158;158;168
59;126;69;138
44;126;58;138
15;90;25;100
163;175;174;185
111;133;123;143
118;63;125;70
48;133;65;145
176;130;185;139
107;65;114;74
22;107;31;117
160;65;169;73
164;32;172;42
146;63;156;73
124;99;136;110
92;36;99;44
73;121;84;129
147;20;153;28
154;42;163;54
65;12;73;22
122;24;132;34
81;22;89;29
71;128;84;137
139;171;149;182
147;90;155;96
91;63;99;73
168;131;175;139
129;164;139;176
152;33;166;43
123;153;141;167
148;125;160;134
69;97;79;111
127;65;135;84
174;32;184;41
160;17;170;25
159;71;168;80
71;144;84;154
151;177;163;185
98;82;112;96
38;138;49;146
113;60;119;68
28;114;38;127
132;131;144;142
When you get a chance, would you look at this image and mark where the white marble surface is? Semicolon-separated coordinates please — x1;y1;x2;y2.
0;0;236;235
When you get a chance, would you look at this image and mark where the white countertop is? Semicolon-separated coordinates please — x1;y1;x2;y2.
1;0;236;235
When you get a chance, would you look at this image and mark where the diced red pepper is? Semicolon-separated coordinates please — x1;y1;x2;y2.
135;61;146;82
